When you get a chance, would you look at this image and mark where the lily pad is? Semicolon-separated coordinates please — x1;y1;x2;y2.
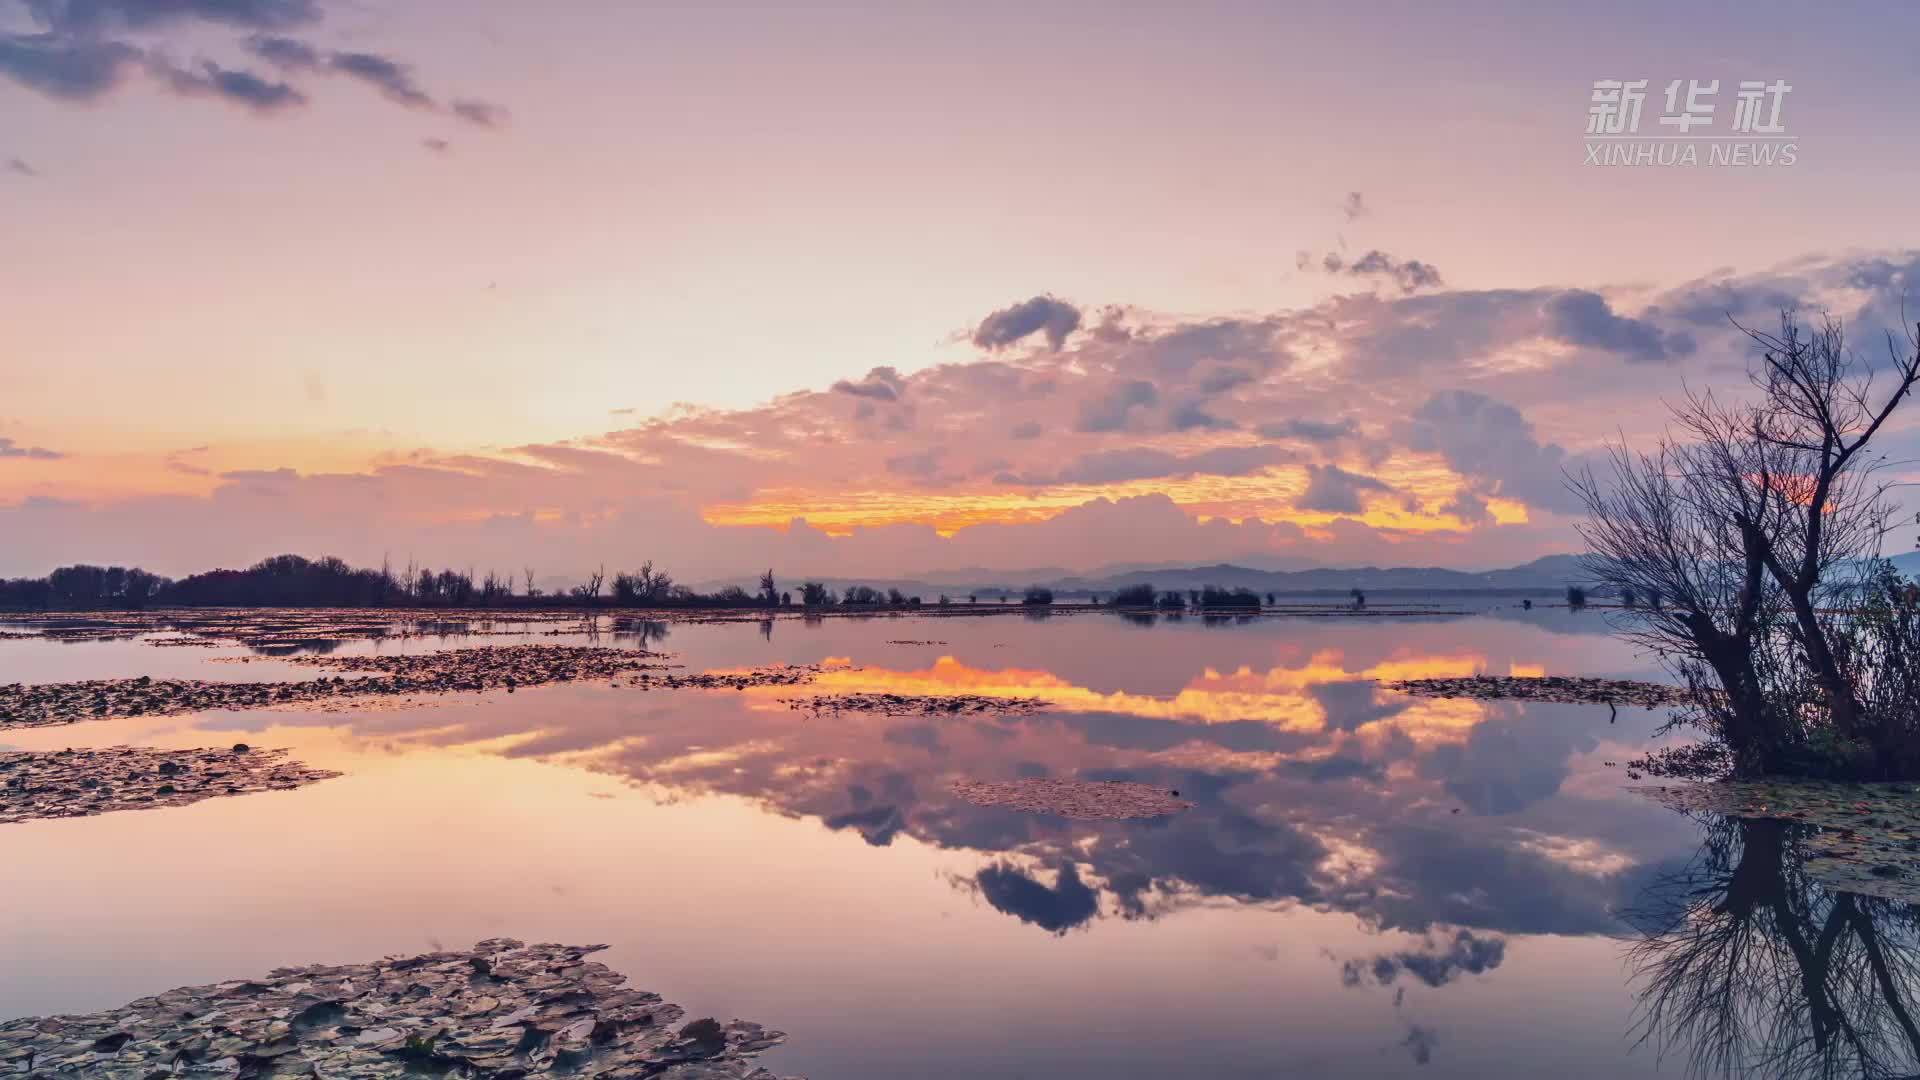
951;778;1194;820
0;938;800;1078
0;746;338;825
1635;779;1920;903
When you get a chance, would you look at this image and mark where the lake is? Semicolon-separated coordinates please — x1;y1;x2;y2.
0;603;1901;1078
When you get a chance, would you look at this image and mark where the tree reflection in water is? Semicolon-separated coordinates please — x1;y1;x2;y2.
1625;814;1920;1079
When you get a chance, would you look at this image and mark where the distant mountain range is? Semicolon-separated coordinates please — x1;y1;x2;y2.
698;554;1593;600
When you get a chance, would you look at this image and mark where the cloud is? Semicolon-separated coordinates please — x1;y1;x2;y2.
328;50;430;108
6;13;506;126
450;98;507;128
0;32;141;101
1074;379;1158;432
25;0;320;32
7;157;35;176
1342;190;1368;223
1343;929;1506;989
421;137;450;154
1544;289;1694;364
1009;420;1043;440
241;32;319;71
1040;445;1290;486
972;861;1100;934
1257;417;1357;443
831;366;905;401
1347;250;1444;293
1167;400;1236;431
149;56;304;111
1401;390;1579;513
0;438;64;460
1401;1025;1437;1066
883;446;946;481
971;295;1082;351
1298;464;1391;513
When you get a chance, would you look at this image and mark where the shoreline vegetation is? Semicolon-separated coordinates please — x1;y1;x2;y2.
1578;311;1920;782
0;554;1560;615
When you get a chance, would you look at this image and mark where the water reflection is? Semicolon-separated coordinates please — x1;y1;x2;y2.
1625;814;1920;1078
9;610;1906;1077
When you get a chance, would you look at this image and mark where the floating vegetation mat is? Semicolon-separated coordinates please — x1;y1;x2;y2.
624;665;825;691
786;693;1047;717
1380;674;1692;708
1636;780;1920;903
0;646;666;729
0;939;798;1078
0;746;338;826
951;778;1193;820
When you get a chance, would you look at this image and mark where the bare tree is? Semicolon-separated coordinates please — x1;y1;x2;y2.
1729;314;1920;744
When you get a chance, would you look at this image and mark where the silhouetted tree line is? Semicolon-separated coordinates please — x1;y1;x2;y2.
0;554;809;611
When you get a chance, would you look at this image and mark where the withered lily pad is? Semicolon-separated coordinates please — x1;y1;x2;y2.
951;778;1193;820
789;693;1047;718
0;645;667;729
1381;675;1691;708
624;665;825;691
0;939;799;1078
0;746;338;825
1635;780;1920;902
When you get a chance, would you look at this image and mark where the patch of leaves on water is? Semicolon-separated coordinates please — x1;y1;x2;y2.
786;693;1047;718
624;665;826;691
1635;779;1920;902
0;746;338;825
1380;674;1692;708
0;645;667;728
0;939;798;1078
951;778;1193;820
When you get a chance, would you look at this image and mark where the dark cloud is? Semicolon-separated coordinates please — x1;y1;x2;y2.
25;0;320;31
0;32;140;101
1347;250;1444;293
242;36;507;127
973;861;1100;934
1167;401;1237;431
972;295;1081;351
883;446;945;481
1544;289;1694;364
1074;379;1157;432
1343;929;1506;989
1198;366;1256;394
242;33;319;71
1008;420;1043;440
831;366;905;402
421;137;450;154
1298;463;1391;513
329;50;430;108
1401;390;1579;514
1043;444;1289;486
1401;1025;1437;1066
450;98;507;128
0;437;65;460
150;56;304;111
1342;190;1368;222
1257;417;1357;443
7;157;35;176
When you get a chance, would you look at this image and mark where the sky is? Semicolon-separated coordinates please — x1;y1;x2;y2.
5;0;1920;581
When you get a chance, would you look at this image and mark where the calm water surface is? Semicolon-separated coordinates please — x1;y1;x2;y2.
0;607;1882;1077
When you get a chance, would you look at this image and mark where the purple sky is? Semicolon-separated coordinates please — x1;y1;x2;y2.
4;0;1919;578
